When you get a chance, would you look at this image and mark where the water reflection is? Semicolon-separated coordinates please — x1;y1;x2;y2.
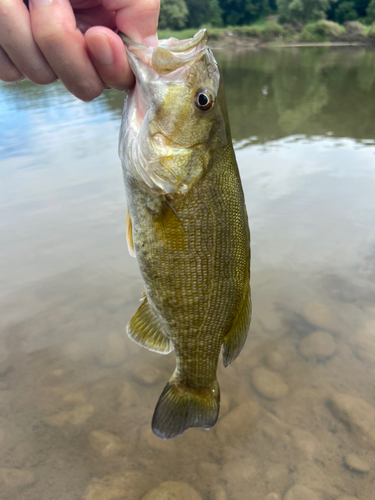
1;47;375;500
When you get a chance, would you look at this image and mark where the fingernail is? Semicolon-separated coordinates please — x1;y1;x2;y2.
142;34;158;47
87;33;113;65
31;0;54;6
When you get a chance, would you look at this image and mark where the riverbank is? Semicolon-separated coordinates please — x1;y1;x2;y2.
158;20;375;48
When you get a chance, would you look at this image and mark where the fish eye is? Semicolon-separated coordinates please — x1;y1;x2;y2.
194;88;214;112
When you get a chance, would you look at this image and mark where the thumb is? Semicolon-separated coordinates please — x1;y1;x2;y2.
108;0;160;46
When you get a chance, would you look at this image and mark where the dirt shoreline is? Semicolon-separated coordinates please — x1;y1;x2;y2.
210;34;370;51
211;40;368;52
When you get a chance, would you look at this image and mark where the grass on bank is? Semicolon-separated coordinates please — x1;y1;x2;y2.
158;19;373;44
158;22;290;42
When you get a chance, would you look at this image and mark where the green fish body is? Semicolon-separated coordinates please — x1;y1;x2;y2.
119;30;251;440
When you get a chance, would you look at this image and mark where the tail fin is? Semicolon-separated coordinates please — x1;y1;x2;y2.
152;378;220;440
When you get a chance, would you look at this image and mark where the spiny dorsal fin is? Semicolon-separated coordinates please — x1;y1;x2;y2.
222;280;251;367
127;295;172;354
126;210;135;257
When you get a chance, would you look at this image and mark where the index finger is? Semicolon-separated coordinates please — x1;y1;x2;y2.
103;0;159;45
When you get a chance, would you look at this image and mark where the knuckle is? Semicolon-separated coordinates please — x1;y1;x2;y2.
32;22;66;49
27;71;57;85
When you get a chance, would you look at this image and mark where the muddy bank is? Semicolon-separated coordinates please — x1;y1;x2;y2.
200;21;375;51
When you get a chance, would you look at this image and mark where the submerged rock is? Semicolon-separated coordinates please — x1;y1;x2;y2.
343;454;370;473
352;320;375;362
265;351;286;371
283;484;319;500
335;496;358;500
221;458;257;498
265;464;289;491
133;365;164;386
0;468;35;488
89;430;124;457
290;428;319;460
299;331;336;361
96;333;127;367
210;485;227;500
328;393;375;448
303;303;340;332
83;472;147;500
141;481;202;500
44;404;94;427
216;400;260;445
251;367;289;400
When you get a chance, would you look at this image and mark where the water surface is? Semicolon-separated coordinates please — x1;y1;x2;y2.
1;47;375;500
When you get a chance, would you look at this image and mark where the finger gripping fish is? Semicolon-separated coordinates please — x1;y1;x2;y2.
119;30;251;440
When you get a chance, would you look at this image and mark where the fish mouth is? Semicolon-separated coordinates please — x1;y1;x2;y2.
119;29;208;78
119;29;207;53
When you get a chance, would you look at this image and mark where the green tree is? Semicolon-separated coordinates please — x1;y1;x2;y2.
277;0;330;24
219;0;271;26
367;0;375;21
185;0;210;27
327;0;370;21
159;0;189;29
209;0;224;26
355;0;370;17
334;1;358;22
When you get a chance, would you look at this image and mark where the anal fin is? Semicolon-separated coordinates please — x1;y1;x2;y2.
127;295;172;354
222;280;251;367
126;210;135;257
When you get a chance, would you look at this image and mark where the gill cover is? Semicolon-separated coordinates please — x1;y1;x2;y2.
118;30;223;196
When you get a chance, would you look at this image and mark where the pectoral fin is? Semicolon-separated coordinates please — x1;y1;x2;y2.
126;210;135;257
222;281;251;367
127;295;172;354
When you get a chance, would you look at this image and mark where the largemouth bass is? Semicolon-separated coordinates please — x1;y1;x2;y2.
119;30;251;440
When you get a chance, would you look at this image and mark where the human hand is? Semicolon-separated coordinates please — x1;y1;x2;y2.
0;0;159;101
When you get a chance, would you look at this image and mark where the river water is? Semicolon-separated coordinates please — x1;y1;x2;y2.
1;47;375;500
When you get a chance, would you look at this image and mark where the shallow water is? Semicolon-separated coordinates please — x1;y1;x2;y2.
1;47;375;500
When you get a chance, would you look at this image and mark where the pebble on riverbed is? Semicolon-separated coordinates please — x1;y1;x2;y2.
133;365;164;386
303;302;340;332
82;472;148;500
352;320;375;363
251;367;289;400
44;404;94;427
141;481;202;500
289;428;319;461
298;331;336;361
210;485;227;500
328;393;375;448
89;430;124;457
335;496;358;500
0;468;35;488
265;351;286;371
343;454;370;473
283;484;319;500
216;400;260;445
